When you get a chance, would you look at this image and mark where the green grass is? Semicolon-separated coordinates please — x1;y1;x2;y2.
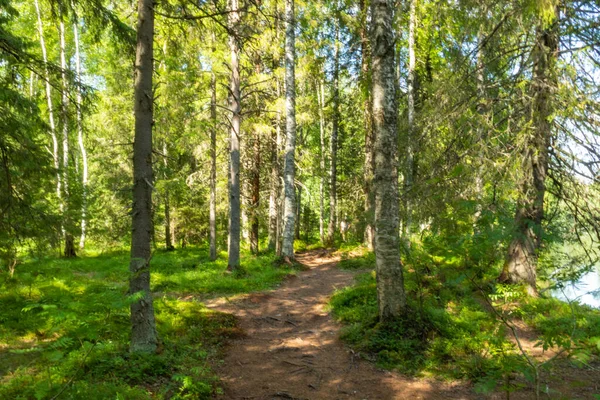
329;244;600;395
0;245;296;399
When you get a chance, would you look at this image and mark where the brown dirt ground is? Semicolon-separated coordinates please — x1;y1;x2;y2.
205;250;600;400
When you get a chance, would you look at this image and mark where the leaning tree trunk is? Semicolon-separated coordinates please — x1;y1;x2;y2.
227;0;242;271
129;0;159;353
371;0;406;321
74;19;89;251
34;0;61;248
209;49;218;261
360;0;374;250
501;9;558;296
327;13;340;246
281;0;297;260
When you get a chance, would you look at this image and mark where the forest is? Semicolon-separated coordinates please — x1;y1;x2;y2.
1;0;600;398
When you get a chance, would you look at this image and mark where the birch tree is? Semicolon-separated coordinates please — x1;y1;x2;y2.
371;0;406;320
281;0;297;260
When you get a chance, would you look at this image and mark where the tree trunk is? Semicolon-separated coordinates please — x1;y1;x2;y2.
317;79;326;245
327;11;340;246
268;109;279;251
360;0;374;251
34;0;61;247
371;0;406;321
59;7;76;258
227;0;242;271
281;0;297;260
74;20;89;251
163;141;174;251
129;0;158;353
209;50;218;261
501;9;558;296
295;186;301;240
402;0;417;246
249;134;260;254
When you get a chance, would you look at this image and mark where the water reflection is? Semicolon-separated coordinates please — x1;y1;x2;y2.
552;267;600;308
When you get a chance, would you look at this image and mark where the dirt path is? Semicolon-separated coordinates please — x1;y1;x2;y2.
206;250;476;400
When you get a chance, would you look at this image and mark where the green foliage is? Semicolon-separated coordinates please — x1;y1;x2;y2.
330;243;600;394
0;246;292;399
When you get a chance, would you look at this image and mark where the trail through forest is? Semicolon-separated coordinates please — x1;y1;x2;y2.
207;250;474;400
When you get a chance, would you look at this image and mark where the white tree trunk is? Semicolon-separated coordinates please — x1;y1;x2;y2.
371;0;406;320
281;0;297;260
74;20;89;250
34;0;61;217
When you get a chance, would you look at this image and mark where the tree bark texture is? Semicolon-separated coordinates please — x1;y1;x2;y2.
501;9;558;296
281;0;297;260
228;0;242;270
371;0;406;321
129;0;159;353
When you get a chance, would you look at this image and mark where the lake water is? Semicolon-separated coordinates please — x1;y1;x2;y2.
551;267;600;308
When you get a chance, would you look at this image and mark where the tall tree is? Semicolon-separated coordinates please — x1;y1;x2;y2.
317;78;326;244
327;6;340;246
361;0;374;250
227;0;242;271
129;0;159;353
209;40;218;261
34;0;61;239
371;0;406;320
402;0;417;245
500;6;559;296
73;17;89;251
281;0;297;260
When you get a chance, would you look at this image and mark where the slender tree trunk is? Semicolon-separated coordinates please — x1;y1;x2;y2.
402;0;417;246
209;50;218;261
317;79;326;244
295;186;301;240
275;79;284;256
73;20;88;251
327;11;340;246
371;0;406;321
360;0;374;250
163;141;174;251
281;0;297;260
501;9;558;296
249;134;260;254
129;0;158;353
59;7;76;257
268;109;279;251
227;0;242;271
35;0;62;246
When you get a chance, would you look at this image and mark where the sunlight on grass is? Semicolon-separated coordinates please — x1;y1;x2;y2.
0;246;294;399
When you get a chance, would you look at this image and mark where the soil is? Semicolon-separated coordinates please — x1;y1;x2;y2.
206;250;600;400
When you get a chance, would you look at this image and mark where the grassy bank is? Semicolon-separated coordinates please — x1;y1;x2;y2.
0;246;296;399
330;244;600;396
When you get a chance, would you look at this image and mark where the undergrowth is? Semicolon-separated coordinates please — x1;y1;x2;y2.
330;242;600;395
0;245;294;399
